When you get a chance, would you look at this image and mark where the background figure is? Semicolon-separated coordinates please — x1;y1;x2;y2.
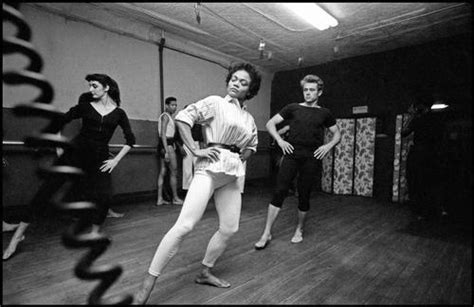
135;63;261;305
55;132;124;219
180;105;204;192
3;74;136;260
269;124;296;195
156;97;184;206
255;74;340;249
270;123;290;170
401;92;446;220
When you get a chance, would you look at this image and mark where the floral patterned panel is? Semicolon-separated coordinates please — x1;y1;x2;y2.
321;128;334;193
392;114;413;203
392;115;403;202
400;114;413;203
333;118;355;195
354;117;376;197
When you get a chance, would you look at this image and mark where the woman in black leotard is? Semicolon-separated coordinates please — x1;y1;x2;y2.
3;73;136;260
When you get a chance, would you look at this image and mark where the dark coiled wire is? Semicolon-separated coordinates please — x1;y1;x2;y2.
2;3;133;304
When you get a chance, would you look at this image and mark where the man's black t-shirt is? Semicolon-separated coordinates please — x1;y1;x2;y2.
278;103;336;150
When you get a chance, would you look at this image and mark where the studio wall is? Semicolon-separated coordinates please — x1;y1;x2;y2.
2;5;160;120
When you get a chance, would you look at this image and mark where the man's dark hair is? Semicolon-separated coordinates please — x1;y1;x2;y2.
165;96;177;105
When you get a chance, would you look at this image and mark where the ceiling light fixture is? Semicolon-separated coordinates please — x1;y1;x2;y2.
194;2;202;24
297;56;303;66
258;39;266;59
282;3;338;30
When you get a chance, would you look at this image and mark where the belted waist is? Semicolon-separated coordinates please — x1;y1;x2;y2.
208;142;241;153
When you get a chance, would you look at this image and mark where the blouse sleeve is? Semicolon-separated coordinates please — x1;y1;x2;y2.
118;109;136;147
175;96;216;127
243;119;258;152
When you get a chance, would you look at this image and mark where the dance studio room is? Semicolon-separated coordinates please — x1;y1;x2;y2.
2;3;471;305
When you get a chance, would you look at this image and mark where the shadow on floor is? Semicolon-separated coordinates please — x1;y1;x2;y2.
398;215;471;247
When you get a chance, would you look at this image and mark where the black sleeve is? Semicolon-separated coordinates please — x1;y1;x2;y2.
118;109;136;147
324;109;337;128
48;94;88;132
278;103;296;120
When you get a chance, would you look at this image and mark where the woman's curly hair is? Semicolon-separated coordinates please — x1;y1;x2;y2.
226;63;262;100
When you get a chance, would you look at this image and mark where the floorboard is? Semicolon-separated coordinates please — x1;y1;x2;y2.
2;184;472;305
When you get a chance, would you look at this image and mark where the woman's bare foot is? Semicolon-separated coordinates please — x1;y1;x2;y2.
134;274;157;305
195;267;230;288
3;221;19;232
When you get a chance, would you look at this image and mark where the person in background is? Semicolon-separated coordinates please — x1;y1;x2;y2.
156;97;184;206
270;123;297;196
3;73;135;260
180;104;204;192
401;92;446;220
254;74;340;249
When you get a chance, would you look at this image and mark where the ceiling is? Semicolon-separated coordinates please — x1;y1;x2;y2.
33;3;472;72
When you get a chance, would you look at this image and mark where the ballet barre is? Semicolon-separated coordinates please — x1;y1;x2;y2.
3;141;156;149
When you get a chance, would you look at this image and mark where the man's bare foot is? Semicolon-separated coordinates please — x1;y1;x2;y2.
195;271;230;288
254;234;272;250
107;209;124;218
3;235;25;260
3;221;19;232
290;229;303;243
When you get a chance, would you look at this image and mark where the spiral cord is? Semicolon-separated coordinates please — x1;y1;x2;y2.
3;3;133;304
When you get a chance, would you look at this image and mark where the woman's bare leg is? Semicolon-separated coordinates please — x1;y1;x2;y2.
136;173;214;303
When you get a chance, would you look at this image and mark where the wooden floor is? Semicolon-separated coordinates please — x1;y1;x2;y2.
2;183;472;305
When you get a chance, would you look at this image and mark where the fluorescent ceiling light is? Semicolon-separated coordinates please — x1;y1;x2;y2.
431;103;449;110
282;3;338;30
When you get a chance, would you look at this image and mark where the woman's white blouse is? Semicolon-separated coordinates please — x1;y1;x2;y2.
175;94;258;177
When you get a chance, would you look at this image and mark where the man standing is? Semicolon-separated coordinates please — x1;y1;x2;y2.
156;96;184;206
255;74;340;249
